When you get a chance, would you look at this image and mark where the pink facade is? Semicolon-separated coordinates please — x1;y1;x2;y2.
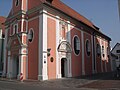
3;0;111;81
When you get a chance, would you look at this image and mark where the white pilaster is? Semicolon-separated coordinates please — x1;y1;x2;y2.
104;41;107;72
2;28;8;76
18;50;22;80
67;21;71;44
56;16;60;78
67;54;72;77
18;53;21;79
21;15;24;32
81;31;85;75
21;0;23;10
67;21;72;77
7;51;11;78
22;33;27;45
18;47;28;80
100;38;103;72
38;10;48;80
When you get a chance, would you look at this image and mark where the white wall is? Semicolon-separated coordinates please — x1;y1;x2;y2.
111;43;120;67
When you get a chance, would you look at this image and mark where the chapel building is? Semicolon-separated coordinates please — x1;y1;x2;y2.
3;0;111;80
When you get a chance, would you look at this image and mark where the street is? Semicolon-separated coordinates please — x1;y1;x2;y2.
0;72;120;90
0;80;90;90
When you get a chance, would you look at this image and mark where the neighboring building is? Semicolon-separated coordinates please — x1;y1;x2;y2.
3;0;111;80
111;43;120;68
110;53;117;71
0;16;6;75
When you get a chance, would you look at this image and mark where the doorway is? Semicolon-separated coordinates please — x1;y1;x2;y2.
61;58;67;77
12;55;19;78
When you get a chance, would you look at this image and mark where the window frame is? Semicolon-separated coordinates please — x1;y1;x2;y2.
73;35;80;56
102;45;105;57
15;0;19;7
96;44;101;57
85;39;91;56
13;23;18;35
28;28;34;43
116;50;120;53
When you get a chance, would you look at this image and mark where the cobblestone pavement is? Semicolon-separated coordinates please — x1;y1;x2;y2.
79;80;120;90
77;72;120;90
0;72;120;90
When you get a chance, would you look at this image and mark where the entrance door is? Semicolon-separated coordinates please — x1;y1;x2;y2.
61;58;67;77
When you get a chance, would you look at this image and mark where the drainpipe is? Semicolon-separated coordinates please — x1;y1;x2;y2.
92;32;96;73
0;24;2;71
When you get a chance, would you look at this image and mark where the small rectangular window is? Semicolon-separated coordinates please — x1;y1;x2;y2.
116;50;120;53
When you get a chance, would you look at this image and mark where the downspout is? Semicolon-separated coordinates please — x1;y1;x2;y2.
1;35;4;71
92;32;96;73
0;24;3;71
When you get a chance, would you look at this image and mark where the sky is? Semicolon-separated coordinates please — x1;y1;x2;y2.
0;0;120;48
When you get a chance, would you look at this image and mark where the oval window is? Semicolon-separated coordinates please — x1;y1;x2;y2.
86;40;91;56
73;36;80;55
28;29;34;42
15;0;19;6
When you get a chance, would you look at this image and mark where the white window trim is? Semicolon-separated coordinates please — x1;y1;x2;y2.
10;24;13;36
102;46;104;54
72;35;80;56
28;28;34;43
13;23;18;35
101;45;105;58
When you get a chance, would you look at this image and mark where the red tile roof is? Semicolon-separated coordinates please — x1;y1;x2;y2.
0;16;6;33
43;0;111;40
45;0;96;29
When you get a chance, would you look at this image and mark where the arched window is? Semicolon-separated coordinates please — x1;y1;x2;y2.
73;36;80;55
15;0;19;6
96;44;101;57
102;46;105;57
13;24;18;34
86;40;91;56
28;29;34;42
